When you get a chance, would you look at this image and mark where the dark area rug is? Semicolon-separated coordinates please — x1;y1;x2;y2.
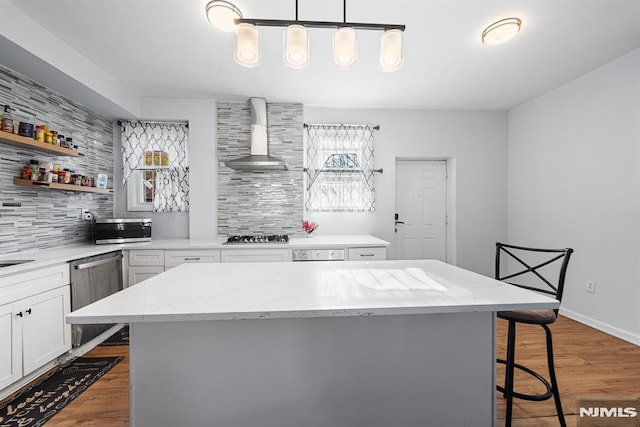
99;325;129;346
0;356;122;427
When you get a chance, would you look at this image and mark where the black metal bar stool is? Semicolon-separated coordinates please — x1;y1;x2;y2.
495;242;573;427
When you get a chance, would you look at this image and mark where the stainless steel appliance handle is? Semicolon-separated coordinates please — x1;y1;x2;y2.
74;253;123;270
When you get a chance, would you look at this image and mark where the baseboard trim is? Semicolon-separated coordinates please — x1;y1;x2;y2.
560;308;640;347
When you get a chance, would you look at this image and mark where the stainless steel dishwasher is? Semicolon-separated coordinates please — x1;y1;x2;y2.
69;250;123;347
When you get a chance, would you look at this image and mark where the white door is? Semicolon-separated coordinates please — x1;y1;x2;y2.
395;160;447;261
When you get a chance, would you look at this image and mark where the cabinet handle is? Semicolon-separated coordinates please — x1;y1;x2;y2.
75;253;123;270
16;311;23;317
26;308;32;315
183;257;201;261
359;254;375;257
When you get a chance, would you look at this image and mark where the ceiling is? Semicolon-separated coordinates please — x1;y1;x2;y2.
7;0;640;111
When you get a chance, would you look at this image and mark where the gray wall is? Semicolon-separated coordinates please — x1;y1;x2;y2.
113;97;217;240
217;102;304;237
303;108;509;276
0;65;114;255
508;48;640;345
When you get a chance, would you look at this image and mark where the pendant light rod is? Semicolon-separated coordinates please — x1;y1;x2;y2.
236;18;404;31
343;0;346;23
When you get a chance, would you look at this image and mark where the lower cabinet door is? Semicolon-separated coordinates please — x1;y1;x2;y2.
20;286;71;376
128;266;165;286
0;303;21;390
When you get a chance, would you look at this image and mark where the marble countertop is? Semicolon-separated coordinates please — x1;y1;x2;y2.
67;259;559;324
0;235;389;278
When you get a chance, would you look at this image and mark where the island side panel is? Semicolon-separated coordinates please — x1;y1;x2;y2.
130;312;495;427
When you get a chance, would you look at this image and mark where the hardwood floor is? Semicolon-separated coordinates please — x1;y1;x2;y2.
14;315;640;426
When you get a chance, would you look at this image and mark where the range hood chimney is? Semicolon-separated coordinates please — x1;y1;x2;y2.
224;98;288;171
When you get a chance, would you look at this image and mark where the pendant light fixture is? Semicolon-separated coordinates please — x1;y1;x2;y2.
206;0;406;71
284;25;309;68
283;3;309;69
334;27;357;69
234;23;260;67
379;29;403;72
481;17;522;45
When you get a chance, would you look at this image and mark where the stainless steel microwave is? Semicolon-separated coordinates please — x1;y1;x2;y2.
93;218;152;244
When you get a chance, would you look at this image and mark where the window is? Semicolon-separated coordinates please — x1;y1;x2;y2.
121;121;189;212
304;124;378;212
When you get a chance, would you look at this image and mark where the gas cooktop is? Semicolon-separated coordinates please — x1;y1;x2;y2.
224;235;289;244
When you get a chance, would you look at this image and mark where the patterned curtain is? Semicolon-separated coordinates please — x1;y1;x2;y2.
121;121;189;212
305;124;377;212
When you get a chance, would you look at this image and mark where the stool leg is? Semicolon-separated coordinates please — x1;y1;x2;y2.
504;320;517;427
542;324;566;427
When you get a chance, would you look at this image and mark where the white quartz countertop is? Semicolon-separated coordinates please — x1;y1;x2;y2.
0;235;389;278
67;259;559;324
138;235;390;250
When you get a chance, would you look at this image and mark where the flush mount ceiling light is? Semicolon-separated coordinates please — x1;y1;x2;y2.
206;0;406;71
481;17;522;45
206;0;243;32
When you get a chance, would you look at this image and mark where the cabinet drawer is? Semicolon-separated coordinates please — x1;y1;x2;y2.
347;247;387;261
221;249;292;263
164;250;221;268
128;250;165;266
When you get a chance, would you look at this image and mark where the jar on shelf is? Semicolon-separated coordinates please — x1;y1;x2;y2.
35;125;45;142
22;165;33;180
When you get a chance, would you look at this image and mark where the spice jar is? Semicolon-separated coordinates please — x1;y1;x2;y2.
44;131;52;144
22;165;33;180
50;130;58;145
35;125;45;142
57;170;66;183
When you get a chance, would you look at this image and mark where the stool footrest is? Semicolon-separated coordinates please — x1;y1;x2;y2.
496;358;553;401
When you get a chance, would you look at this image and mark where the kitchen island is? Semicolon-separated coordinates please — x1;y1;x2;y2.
67;260;558;427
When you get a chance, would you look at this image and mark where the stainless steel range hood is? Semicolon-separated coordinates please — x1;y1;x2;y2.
224;98;288;171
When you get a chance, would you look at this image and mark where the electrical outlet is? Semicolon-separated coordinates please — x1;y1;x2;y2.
585;280;596;294
81;209;93;221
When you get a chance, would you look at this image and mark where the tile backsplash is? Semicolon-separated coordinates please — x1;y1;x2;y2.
217;102;303;236
0;65;114;255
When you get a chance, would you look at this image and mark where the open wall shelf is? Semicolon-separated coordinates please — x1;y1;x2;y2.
0;131;80;157
14;178;112;194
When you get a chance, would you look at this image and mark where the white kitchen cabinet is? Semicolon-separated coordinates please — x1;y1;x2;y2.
347;247;387;261
128;266;165;286
129;250;165;266
127;250;166;286
164;250;221;268
19;286;71;375
221;248;293;263
0;263;71;392
0;302;20;390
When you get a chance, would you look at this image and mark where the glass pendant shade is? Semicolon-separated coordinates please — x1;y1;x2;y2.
206;0;242;32
333;27;357;69
379;29;403;72
482;18;521;45
284;25;309;69
234;23;260;67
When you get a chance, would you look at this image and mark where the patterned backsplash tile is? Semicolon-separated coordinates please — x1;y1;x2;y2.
217;102;304;236
0;65;114;255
